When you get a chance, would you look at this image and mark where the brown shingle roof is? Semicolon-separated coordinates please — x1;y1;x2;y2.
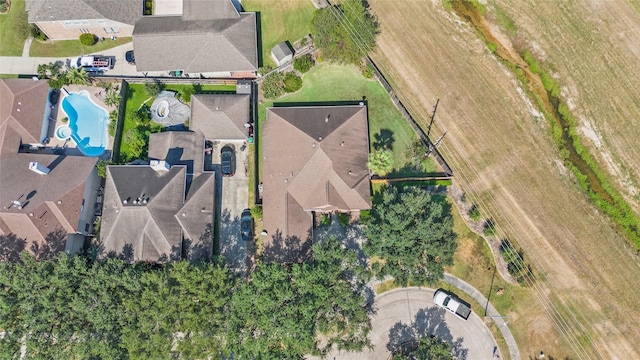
132;7;257;73
262;105;372;262
190;94;250;140
0;79;50;150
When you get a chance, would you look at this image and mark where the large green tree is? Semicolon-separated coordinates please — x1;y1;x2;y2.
364;186;456;285
228;237;372;358
393;336;453;360
312;0;378;65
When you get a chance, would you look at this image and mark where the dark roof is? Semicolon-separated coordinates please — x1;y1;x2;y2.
182;0;240;21
190;94;250;140
26;0;142;25
101;131;215;263
262;105;372;262
0;79;50;151
132;2;257;73
271;41;294;62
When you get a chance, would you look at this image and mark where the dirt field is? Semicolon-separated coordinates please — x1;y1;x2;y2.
367;0;640;358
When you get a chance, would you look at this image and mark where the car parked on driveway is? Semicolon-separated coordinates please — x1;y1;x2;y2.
433;289;471;320
125;50;135;65
241;209;253;241
221;145;236;177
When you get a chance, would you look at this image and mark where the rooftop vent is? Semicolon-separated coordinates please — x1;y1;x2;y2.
29;162;50;175
150;160;170;172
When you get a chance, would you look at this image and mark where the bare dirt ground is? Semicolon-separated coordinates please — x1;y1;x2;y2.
367;1;640;358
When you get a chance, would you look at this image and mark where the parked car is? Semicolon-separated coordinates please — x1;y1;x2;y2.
433;289;471;320
221;145;235;177
70;55;113;71
241;209;253;241
125;50;135;65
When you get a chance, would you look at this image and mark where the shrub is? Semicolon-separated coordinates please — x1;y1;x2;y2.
367;149;394;177
293;54;314;73
250;206;263;220
483;218;496;236
258;64;274;76
319;214;331;226
30;25;48;41
468;205;481;221
144;80;164;97
181;87;195;103
338;213;350;227
108;111;118;136
79;33;97;46
103;90;121;107
283;72;302;93
260;72;285;98
96;159;112;178
0;1;7;13
500;239;534;286
359;62;374;78
61;117;68;123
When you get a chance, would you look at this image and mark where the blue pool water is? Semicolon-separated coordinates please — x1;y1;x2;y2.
61;91;108;156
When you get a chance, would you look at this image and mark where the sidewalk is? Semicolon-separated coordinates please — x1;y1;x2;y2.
0;41;138;76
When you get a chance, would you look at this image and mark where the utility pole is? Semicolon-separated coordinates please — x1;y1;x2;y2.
425;131;447;157
427;98;439;138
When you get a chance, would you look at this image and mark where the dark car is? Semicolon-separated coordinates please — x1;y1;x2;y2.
125;50;135;65
241;209;253;241
221;145;235;177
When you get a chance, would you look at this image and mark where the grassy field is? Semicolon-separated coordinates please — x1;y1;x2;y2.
241;0;316;68
368;0;640;358
30;37;131;57
0;0;29;56
256;62;436;182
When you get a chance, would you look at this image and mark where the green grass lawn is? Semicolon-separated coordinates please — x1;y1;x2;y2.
257;62;435;179
241;0;316;68
30;37;132;57
118;83;237;162
0;0;29;56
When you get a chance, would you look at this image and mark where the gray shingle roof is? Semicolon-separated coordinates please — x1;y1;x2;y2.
132;12;257;72
190;94;250;140
271;41;293;63
0;79;50;151
148;131;204;176
26;0;142;25
262;105;372;262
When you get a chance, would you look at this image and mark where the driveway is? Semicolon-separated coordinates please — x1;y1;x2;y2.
313;287;500;360
214;141;249;276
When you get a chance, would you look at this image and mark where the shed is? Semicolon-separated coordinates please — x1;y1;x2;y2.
271;41;294;66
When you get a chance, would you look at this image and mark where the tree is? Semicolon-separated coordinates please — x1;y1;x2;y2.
260;71;285;98
363;186;456;285
144;80;164;97
283;72;302;93
293;54;314;73
312;0;378;65
103;90;121;107
96;159;111;178
79;33;97;46
66;66;90;85
367;149;393;176
228;237;371;358
393;336;453;360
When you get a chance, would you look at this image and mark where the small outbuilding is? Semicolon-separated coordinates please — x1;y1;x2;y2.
271;41;294;66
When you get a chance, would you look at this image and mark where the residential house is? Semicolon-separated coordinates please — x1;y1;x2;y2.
0;79;100;261
132;0;258;77
262;104;372;262
189;94;251;142
25;0;142;41
99;131;214;263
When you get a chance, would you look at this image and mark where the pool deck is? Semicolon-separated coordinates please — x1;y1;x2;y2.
48;85;115;158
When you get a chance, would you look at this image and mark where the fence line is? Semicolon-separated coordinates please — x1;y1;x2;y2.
365;56;453;176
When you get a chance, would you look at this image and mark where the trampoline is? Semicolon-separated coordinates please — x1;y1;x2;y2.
150;91;190;126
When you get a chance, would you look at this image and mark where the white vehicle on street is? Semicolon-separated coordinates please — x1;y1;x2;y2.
433;289;471;320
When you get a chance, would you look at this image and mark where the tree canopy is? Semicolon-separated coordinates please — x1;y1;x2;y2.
228;237;372;358
312;0;378;65
364;186;457;285
392;336;453;360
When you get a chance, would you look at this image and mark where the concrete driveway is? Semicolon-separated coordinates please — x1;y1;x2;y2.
214;141;249;276
315;287;499;360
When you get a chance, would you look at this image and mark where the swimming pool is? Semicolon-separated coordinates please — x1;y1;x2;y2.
61;90;109;157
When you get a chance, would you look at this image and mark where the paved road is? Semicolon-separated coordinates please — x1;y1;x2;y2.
215;141;249;276
0;41;139;76
312;287;499;360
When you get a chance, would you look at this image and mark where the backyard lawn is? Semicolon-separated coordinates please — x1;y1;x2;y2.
241;0;316;68
0;0;29;56
117;83;237;163
257;62;436;180
30;37;132;57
